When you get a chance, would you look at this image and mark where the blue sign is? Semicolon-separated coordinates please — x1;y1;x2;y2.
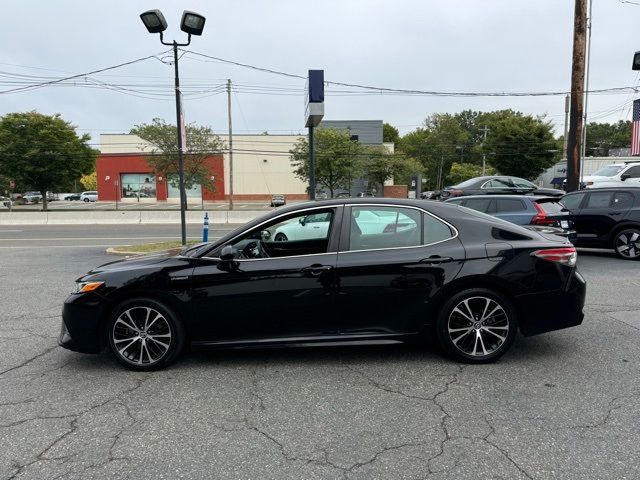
308;70;324;103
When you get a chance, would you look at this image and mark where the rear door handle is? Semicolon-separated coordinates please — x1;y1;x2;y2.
420;256;453;265
301;265;333;276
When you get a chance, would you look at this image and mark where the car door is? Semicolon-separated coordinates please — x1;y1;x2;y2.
622;165;640;187
573;191;617;246
492;198;532;225
188;206;342;345
334;205;465;337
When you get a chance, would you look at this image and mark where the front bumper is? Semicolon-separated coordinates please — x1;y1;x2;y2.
516;268;586;337
58;293;109;354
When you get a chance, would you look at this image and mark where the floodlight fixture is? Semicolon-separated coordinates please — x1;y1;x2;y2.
140;9;167;34
180;11;206;36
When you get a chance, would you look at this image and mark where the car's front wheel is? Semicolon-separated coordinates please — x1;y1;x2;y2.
436;288;517;363
613;228;640;260
274;232;288;242
83;198;89;202
107;298;185;371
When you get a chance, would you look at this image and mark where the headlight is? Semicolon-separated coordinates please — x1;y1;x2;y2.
74;281;104;294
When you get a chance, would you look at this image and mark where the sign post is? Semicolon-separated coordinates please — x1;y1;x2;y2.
305;70;324;200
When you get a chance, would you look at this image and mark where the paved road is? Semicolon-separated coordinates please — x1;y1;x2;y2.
0;244;639;479
0;224;243;249
3;201;278;211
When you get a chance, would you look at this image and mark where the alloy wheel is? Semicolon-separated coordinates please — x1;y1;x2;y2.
447;296;510;358
615;231;640;259
274;233;288;242
112;306;172;366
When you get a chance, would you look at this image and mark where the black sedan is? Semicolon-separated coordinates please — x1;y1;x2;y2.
60;198;586;370
440;176;563;200
64;193;81;201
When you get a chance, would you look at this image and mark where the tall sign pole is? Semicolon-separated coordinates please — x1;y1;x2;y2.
305;70;324;200
227;79;234;210
566;0;587;193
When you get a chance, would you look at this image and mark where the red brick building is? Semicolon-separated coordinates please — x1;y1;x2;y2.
96;153;225;202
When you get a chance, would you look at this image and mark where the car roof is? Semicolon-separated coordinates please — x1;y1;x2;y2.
445;194;555;201
563;187;640;194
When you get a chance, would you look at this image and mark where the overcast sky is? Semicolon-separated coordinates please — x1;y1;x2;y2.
1;0;639;145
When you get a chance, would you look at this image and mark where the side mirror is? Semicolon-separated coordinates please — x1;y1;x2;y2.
299;217;307;226
621;173;631;181
220;245;235;261
261;230;271;241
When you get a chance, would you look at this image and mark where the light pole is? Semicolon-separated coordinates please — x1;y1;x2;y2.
140;9;206;245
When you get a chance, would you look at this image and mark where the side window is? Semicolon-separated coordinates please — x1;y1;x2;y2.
423;214;454;244
495;198;526;212
349;206;420;251
464;198;492;213
226;209;334;259
561;193;585;211
510;178;536;188
483;178;512;189
612;192;635;210
585;192;613;209
625;166;640;178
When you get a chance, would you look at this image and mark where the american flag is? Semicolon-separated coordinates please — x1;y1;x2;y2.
632;99;640;155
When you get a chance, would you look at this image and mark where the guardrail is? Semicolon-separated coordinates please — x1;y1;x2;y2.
0;210;266;225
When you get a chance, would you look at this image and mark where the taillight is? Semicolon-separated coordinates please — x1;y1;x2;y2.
447;189;463;197
531;247;577;267
532;202;556;226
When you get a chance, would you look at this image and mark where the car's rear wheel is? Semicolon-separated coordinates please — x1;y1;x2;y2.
436;288;517;363
274;233;288;242
613;228;640;260
83;198;89;202
107;298;185;371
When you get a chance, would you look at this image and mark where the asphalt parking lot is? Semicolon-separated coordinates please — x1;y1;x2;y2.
1;230;639;480
3;201;276;211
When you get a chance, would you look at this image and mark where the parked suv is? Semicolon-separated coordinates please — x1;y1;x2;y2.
445;195;575;240
561;187;640;259
581;162;640;189
80;191;98;202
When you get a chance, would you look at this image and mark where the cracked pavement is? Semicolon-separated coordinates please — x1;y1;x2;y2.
1;246;639;479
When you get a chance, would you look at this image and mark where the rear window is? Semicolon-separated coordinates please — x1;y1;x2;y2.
586;192;613;209
464;198;492;213
536;201;564;214
495;198;526;212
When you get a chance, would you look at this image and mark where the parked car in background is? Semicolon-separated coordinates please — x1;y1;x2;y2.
561;187;640;260
60;198;585;370
80;191;98;202
334;192;350;199
579;161;640;189
445;195;576;241
22;191;43;204
440;176;563;200
357;191;375;198
64;193;81;201
270;194;286;207
1;195;10;208
315;192;328;200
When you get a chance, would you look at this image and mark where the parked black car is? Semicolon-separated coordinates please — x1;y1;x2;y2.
445;195;576;241
562;187;640;259
64;193;81;201
60;198;585;370
440;176;563;200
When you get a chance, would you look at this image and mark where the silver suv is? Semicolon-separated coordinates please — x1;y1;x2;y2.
583;162;640;189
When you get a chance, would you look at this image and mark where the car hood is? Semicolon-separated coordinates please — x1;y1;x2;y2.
91;249;185;274
582;175;612;183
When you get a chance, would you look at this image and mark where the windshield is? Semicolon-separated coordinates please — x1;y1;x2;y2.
592;165;625;177
451;178;482;188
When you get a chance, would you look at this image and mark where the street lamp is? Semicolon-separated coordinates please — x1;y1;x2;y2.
140;9;207;245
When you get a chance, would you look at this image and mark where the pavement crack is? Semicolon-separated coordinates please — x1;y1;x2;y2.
483;420;533;480
0;345;58;377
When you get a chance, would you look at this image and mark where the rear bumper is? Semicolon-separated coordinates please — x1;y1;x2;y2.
516;269;586;336
58;294;108;354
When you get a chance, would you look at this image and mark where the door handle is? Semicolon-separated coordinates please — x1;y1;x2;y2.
419;256;453;265
609;212;622;216
301;265;333;276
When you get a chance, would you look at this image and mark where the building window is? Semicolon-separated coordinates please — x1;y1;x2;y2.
167;174;202;199
121;173;156;199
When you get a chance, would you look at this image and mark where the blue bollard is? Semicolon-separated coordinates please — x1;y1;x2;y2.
203;212;209;242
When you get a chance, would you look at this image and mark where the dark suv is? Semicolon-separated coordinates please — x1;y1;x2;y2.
561;188;640;260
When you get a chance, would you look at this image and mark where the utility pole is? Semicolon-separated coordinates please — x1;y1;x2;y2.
566;0;587;193
173;41;188;245
227;79;234;210
481;126;489;175
563;94;570;160
580;0;594;186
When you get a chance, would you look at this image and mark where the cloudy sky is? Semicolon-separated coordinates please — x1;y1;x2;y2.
1;0;639;145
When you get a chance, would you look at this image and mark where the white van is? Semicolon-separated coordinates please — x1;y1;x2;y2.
583;161;640;188
80;191;98;202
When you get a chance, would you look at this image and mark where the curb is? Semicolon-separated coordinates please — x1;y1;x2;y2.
105;247;140;256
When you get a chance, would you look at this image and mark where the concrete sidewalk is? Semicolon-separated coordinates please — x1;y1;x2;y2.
0;210;265;225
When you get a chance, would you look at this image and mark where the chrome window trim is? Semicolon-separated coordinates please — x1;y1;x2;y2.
480;178;515;190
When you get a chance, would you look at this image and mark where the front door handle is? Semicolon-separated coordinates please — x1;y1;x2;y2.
609;212;622;216
301;265;333;276
420;256;453;265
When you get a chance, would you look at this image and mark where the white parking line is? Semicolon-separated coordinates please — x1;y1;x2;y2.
0;230;23;233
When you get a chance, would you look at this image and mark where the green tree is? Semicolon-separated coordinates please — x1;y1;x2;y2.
290;128;363;197
481;110;558;179
131;118;225;195
383;122;400;145
447;162;496;185
0;111;96;211
362;145;422;191
584;120;632;156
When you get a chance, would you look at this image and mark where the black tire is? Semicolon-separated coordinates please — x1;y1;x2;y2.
83;198;89;202
613;228;640;260
107;297;185;371
436;288;517;364
274;232;288;242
